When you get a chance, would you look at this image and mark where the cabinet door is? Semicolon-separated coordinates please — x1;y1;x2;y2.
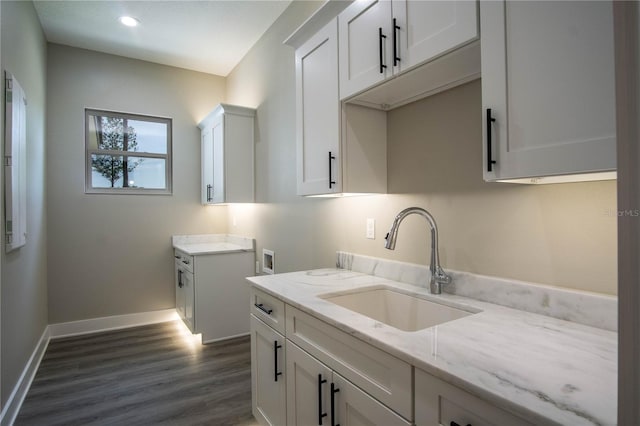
201;128;214;204
251;315;286;426
211;119;225;203
339;0;393;100
481;1;616;181
286;341;332;426
332;371;411;426
175;264;186;322
415;368;533;426
392;0;477;73
182;269;195;332
296;18;341;196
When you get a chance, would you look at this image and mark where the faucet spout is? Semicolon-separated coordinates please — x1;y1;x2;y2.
384;207;451;294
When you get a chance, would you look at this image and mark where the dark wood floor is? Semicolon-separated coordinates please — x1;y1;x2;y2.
16;321;257;426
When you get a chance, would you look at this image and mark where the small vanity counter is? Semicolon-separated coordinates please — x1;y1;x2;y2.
172;234;255;255
247;266;616;426
172;234;255;343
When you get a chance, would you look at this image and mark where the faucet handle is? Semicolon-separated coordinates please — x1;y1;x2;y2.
434;267;452;284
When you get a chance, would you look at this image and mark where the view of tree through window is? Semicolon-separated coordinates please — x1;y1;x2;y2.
92;116;143;187
85;109;172;194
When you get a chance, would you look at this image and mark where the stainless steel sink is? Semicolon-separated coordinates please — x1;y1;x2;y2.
320;286;476;331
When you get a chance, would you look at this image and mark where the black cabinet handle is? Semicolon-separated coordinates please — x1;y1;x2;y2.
486;108;497;172
450;422;472;426
178;270;184;288
254;303;273;315
328;151;336;189
206;184;213;202
330;382;340;426
378;27;387;74
174;255;180;259
273;340;282;382
393;18;401;66
182;259;190;265
318;374;328;425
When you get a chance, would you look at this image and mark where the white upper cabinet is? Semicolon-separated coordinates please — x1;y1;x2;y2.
339;0;479;100
296;18;341;195
295;18;387;196
481;1;616;182
394;0;478;72
198;104;255;204
339;0;393;100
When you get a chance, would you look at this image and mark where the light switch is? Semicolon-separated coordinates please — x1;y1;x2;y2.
366;218;375;239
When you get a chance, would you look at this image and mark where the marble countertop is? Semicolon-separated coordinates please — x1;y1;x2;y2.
172;234;255;255
247;269;617;426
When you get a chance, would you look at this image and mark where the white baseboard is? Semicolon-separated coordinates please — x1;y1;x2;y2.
48;309;179;339
0;327;50;426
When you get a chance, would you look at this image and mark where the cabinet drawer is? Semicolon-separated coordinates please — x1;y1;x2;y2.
250;287;286;335
415;368;534;426
174;249;194;273
286;306;412;420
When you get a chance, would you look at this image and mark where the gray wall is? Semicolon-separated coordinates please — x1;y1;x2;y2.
0;0;48;407
226;1;337;274
46;45;228;323
226;2;617;295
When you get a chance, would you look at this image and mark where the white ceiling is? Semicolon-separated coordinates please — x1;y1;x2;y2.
33;0;292;77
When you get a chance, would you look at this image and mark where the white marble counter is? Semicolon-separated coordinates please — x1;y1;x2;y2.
247;269;617;426
172;234;255;255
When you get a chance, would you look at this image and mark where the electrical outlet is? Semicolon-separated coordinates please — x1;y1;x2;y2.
263;249;274;274
366;218;375;239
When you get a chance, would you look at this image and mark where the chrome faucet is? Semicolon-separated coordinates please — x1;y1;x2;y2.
384;207;452;294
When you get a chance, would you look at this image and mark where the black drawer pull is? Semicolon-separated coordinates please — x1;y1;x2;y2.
318;374;328;424
393;18;401;66
486;108;497;172
330;383;340;426
328;151;336;189
379;27;387;74
273;340;282;382
254;303;273;315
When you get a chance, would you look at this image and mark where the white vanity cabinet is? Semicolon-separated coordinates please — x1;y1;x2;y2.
481;0;616;182
198;104;255;204
250;288;287;426
286;341;410;426
174;248;254;343
174;250;195;332
294;18;387;197
338;0;478;100
415;368;533;426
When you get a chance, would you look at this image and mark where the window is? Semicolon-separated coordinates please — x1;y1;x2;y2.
85;109;172;194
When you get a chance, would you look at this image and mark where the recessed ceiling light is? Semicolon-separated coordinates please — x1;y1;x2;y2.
119;16;140;27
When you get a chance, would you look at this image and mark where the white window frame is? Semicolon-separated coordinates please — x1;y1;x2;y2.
85;108;173;195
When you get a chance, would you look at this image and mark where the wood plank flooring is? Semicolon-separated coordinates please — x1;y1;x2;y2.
15;321;257;426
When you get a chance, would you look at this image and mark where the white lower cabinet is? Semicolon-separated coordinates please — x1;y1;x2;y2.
175;254;195;332
251;315;287;426
174;249;254;343
287;341;410;426
251;287;532;426
415;368;533;426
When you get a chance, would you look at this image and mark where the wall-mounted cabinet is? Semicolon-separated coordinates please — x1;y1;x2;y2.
295;18;387;196
198;104;255;204
338;0;479;102
481;1;616;183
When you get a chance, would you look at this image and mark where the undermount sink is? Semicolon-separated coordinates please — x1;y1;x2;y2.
320;286;477;332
